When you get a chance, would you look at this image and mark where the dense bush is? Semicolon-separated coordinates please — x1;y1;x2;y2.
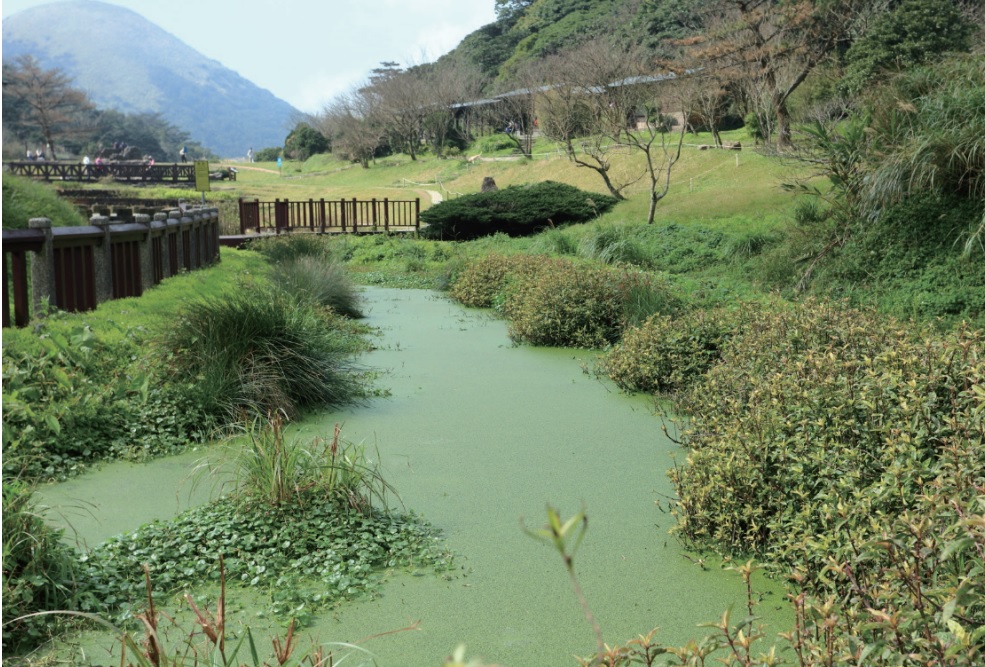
448;252;556;308
598;306;742;394
420;181;617;240
668;299;985;660
254;146;282;162
2;479;79;653
450;253;685;348
159;289;367;420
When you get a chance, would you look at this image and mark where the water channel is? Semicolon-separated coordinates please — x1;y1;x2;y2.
41;287;790;666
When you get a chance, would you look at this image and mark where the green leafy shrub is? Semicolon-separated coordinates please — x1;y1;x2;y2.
2;479;78;653
471;133;518;154
448;253;556;308
814;193;985;326
599;306;742;394
269;256;363;319
419;181;618;240
668;298;985;662
159;289;366;420
502;260;627;348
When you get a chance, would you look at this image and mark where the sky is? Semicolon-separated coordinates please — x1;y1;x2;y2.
1;0;498;114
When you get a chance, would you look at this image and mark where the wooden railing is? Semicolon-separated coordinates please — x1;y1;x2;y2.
5;161;207;183
2;208;220;328
238;197;420;235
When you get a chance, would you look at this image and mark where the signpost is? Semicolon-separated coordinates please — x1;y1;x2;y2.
194;160;211;189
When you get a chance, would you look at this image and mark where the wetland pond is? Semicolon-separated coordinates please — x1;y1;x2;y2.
42;287;790;666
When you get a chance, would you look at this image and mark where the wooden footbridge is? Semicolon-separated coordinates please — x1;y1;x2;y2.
232;197;421;241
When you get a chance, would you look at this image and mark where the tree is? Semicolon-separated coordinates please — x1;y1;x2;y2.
317;90;384;168
839;0;975;95
2;55;93;159
284;122;329;161
361;64;431;160
526;40;640;199
419;61;486;157
692;0;867;149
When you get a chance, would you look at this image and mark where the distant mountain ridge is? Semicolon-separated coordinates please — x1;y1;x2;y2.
2;0;300;157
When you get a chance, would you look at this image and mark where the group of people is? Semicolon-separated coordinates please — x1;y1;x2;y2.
25;146;48;161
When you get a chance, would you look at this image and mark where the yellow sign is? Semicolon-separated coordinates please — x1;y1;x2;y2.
194;160;211;192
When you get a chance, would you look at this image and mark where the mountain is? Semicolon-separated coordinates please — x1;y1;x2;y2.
2;1;300;157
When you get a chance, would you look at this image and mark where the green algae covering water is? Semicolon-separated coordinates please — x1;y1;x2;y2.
40;287;790;666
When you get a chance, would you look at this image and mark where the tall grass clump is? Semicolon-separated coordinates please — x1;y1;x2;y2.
159;289;366;420
532;226;579;256
1;174;88;229
578;223;653;268
2;479;79;654
248;233;334;264
269;255;363;318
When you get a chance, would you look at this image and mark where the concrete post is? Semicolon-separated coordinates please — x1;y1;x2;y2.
152;212;170;278
91;214;113;304
134;213;153;292
182;211;196;269
168;210;184;271
28;218;55;316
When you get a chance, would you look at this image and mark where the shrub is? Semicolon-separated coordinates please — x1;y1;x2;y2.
2;323;213;481
814;193;985;326
254;146;282;162
159;288;366;420
419;181;618;240
2;479;78;654
502;260;626;348
668;299;985;661
448;253;555;308
270;255;363;318
470;133;518;154
599;306;741;394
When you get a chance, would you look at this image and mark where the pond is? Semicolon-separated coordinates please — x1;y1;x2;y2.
41;287;790;666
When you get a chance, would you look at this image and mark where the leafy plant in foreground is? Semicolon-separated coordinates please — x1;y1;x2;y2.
1;479;79;654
